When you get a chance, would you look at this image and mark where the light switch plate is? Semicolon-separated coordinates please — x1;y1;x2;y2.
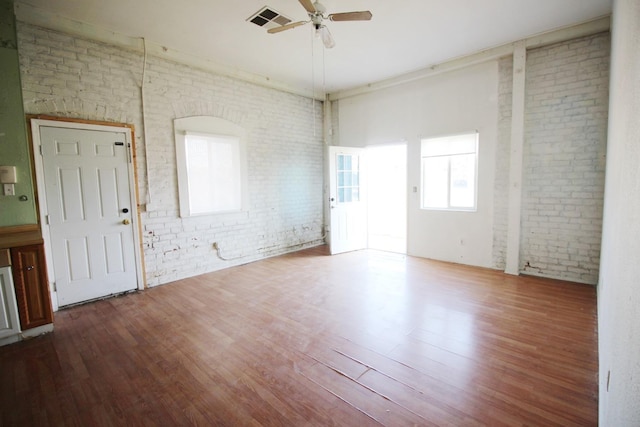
0;166;17;184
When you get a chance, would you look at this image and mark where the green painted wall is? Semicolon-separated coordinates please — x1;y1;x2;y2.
0;0;38;227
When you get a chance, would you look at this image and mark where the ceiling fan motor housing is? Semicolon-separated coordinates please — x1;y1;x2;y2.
310;1;326;26
313;1;327;14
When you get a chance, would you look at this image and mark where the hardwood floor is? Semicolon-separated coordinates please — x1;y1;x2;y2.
0;246;598;426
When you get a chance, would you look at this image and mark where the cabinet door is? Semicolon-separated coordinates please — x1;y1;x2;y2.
0;267;21;338
11;244;53;329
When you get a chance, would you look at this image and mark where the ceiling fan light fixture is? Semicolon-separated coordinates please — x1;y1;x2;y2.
265;1;371;48
316;25;335;49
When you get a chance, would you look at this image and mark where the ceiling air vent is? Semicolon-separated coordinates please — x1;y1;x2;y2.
247;6;292;31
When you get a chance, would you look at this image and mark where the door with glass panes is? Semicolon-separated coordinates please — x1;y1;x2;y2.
328;146;367;254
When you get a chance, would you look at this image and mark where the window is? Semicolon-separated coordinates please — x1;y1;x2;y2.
174;117;247;217
421;132;478;211
336;153;360;203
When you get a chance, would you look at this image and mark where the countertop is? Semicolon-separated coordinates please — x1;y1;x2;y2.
0;225;44;250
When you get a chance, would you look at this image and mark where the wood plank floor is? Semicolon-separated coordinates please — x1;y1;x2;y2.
0;246;598;426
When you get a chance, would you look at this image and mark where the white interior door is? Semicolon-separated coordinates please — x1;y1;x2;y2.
328;146;367;255
40;126;138;306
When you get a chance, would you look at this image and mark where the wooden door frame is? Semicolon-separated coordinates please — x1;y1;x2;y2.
28;116;146;311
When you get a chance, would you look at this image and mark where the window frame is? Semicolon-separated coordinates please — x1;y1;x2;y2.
336;153;361;204
420;131;479;212
174;116;248;218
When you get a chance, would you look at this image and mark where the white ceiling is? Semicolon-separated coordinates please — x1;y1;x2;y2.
15;0;612;95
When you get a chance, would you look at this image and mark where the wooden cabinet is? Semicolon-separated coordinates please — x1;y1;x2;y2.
0;266;21;339
10;244;53;330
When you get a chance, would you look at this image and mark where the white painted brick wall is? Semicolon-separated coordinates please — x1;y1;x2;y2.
492;56;513;269
521;32;610;284
17;21;610;287
17;22;324;287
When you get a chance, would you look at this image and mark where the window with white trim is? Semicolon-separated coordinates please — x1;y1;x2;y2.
420;132;478;211
174;116;247;217
336;153;360;203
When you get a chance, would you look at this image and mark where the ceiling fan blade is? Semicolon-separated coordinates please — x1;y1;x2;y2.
267;20;308;34
328;11;373;22
317;25;335;49
299;0;317;14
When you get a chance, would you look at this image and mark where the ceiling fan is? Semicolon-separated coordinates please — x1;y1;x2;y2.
267;0;373;48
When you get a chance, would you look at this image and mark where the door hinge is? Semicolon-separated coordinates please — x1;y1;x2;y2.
45;214;50;225
51;282;56;292
39;145;43;155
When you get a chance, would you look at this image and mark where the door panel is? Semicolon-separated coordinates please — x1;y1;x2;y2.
104;233;126;273
41;126;137;306
328;146;367;255
97;168;120;217
59;167;85;221
66;237;91;281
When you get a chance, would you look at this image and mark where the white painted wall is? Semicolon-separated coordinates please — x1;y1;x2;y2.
337;33;610;280
14;14;613;289
598;0;640;424
337;62;499;268
16;22;325;287
492;57;514;270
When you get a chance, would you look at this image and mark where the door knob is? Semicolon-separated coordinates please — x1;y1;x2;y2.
122;219;130;225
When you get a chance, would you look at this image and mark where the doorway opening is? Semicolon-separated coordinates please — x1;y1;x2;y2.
367;144;407;254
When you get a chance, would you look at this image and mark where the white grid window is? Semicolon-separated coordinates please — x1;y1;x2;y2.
336;154;360;203
421;132;478;211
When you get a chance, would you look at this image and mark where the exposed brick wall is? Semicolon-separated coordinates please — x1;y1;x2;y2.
521;32;610;284
16;21;610;287
17;22;324;286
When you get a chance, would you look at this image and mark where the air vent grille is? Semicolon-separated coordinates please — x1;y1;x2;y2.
247;6;292;30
